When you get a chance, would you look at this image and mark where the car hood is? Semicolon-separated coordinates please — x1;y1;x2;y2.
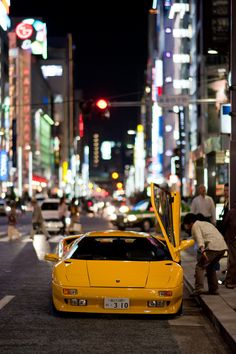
64;260;182;288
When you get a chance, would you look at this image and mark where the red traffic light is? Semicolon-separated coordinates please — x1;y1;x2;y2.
95;99;108;110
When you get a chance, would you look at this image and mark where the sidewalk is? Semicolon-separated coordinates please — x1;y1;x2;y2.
182;247;236;352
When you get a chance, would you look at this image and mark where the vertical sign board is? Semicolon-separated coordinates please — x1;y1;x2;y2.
220;104;231;134
0;150;8;181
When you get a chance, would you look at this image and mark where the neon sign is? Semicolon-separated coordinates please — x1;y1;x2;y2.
15;18;47;59
15;22;33;39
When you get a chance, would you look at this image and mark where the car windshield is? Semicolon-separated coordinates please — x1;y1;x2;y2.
132;200;149;212
66;236;171;261
41;202;59;211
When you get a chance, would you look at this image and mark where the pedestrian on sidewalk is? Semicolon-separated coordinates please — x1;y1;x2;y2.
217;183;229;234
58;196;68;235
183;213;227;295
68;197;80;233
7;200;21;241
190;184;216;225
30;198;49;240
222;201;236;289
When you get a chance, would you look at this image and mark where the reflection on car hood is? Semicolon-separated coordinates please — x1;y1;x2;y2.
64;260;181;288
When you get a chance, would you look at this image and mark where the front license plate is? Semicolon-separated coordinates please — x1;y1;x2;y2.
104;298;129;309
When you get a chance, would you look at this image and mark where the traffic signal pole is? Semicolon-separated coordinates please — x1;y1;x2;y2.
230;0;236;208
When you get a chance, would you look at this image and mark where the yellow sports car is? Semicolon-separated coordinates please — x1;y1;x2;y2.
45;183;194;315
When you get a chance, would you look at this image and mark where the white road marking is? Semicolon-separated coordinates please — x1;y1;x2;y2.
0;232;63;243
0;295;15;310
0;233;28;242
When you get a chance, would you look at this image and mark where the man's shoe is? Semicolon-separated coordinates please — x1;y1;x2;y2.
204;291;219;295
190;289;205;296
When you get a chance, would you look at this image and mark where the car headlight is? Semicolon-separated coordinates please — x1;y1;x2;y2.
110;214;117;221
127;214;137;222
106;206;116;215
119;205;130;213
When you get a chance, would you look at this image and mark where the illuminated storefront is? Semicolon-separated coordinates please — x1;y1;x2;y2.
0;0;11;194
8;19;53;196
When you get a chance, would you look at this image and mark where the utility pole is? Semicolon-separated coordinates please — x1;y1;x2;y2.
230;0;236;208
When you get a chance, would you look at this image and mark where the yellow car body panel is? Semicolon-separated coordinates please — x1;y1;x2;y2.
52;258;183;315
47;185;194;316
53;259;182;288
52;284;183;315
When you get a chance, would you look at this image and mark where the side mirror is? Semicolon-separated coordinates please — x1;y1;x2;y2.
176;239;195;252
44;253;59;262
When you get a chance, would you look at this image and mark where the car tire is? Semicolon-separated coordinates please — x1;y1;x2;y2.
142;219;151;232
176;301;183;316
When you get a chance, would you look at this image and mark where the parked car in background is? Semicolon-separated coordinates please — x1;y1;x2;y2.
0;198;7;216
111;199;156;232
103;199;129;220
41;198;68;235
35;193;48;207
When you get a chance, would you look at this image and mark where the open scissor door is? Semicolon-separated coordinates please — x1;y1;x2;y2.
150;182;181;262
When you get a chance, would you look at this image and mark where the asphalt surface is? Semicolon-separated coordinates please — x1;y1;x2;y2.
0;212;235;352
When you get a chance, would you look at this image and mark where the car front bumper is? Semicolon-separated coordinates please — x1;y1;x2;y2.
52;283;183;315
44;220;63;232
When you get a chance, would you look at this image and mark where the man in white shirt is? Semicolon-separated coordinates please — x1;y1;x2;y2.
183;213;227;295
191;184;216;225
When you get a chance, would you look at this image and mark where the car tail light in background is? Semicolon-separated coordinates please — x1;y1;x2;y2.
119;205;129;213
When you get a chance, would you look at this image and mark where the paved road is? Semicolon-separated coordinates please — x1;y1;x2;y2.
0;213;231;353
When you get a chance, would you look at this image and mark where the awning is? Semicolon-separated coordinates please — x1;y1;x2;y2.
32;175;48;184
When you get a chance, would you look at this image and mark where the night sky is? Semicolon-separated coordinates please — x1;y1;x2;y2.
10;0;152;140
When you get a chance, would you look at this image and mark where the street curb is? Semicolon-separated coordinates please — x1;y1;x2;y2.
197;295;236;353
184;276;236;353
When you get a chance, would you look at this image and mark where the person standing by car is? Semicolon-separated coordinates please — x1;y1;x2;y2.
222;201;236;289
30;198;50;240
58;196;68;235
7;201;21;241
183;213;227;295
191;184;216;225
69;197;80;232
217;183;229;234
